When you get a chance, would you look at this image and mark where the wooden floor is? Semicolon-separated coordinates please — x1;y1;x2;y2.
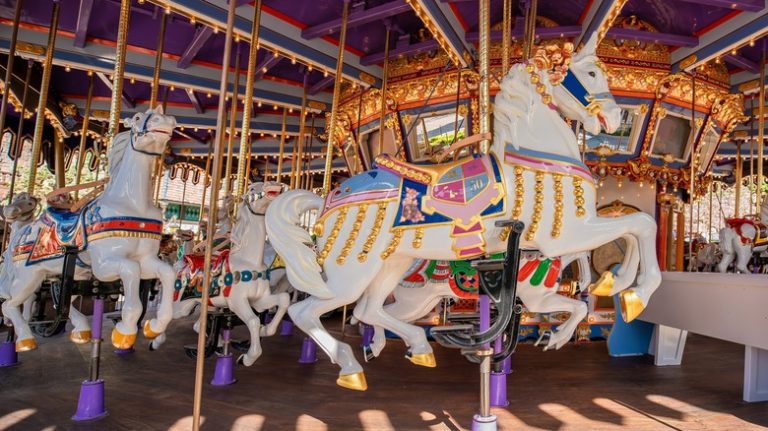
0;315;766;431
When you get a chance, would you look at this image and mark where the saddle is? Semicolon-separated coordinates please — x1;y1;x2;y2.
725;217;768;245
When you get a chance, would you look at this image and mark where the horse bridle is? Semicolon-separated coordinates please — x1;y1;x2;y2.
129;111;167;157
558;61;613;117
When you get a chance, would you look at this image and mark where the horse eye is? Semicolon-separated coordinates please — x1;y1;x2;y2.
589;71;596;78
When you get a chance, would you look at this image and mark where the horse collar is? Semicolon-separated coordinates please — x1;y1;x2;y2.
246;204;266;217
129;112;165;156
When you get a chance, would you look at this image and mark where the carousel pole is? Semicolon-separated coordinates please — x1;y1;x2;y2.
378;24;391;156
276;108;287;183
757;42;766;211
294;74;309;188
27;1;61;194
192;0;237;427
106;0;131;149
686;73;696;271
736;143;742;217
72;296;107;421
474;0;496;429
478;0;491;154
236;0;262;198
150;12;168;203
74;75;95;199
196;143;213;240
304;115;316;190
322;0;350;196
178;177;188;229
224;43;242;197
0;0;23;155
502;0;512;75
708;179;713;241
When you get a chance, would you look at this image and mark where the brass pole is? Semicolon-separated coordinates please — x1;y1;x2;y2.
502;0;512;75
304;115;316;189
236;0;262;198
478;0;491;153
178;176;188;229
688;72;695;270
192;0;237;428
377;26;391;156
197;143;214;240
736;142;742;217
27;2;60;194
276;107;288;183
106;0;132;147
149;13;167;108
54;139;65;189
153;157;163;204
758;41;766;211
322;0;350;195
708;179;713;241
523;0;537;60
224;43;242;196
0;0;23;145
75;75;95;198
294;76;308;188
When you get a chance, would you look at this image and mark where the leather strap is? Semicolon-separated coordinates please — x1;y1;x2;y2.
435;133;492;162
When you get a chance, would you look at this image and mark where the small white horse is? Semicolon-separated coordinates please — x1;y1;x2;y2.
167;182;290;365
360;251;591;359
268;35;661;390
718;200;768;273
1;106;178;352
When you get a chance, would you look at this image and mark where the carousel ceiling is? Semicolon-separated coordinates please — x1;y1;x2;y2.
0;0;768;176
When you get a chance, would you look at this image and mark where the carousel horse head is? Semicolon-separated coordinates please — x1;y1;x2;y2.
175;229;196;242
243;181;286;215
2;193;40;223
119;105;176;161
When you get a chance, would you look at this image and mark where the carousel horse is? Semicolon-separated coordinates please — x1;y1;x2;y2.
166;181;290;366
358;251;592;360
1;106;178;352
718;199;768;273
267;35;662;390
690;241;720;272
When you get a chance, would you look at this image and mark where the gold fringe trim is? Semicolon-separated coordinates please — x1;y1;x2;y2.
380;228;403;260
573;177;586;217
525;171;545;242
317;207;348;267
501;166;526;242
551;173;563;238
337;204;367;265
412;228;424;249
358;202;387;262
89;231;162;242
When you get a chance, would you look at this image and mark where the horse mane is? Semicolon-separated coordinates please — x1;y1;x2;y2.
493;63;534;151
107;129;131;179
228;202;248;252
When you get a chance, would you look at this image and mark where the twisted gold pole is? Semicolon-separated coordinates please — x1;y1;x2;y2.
322;0;350;195
502;0;512;75
196;143;213;240
75;75;95;198
236;0;262;198
276;107;287;183
27;1;60;194
224;43;242;196
757;42;766;212
478;0;491;153
294;77;308;188
106;0;131;148
378;26;391;156
192;0;237;428
0;0;23;146
149;13;167;108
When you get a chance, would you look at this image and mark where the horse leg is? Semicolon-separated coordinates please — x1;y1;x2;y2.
2;270;44;351
140;256;176;340
21;294;34;322
519;286;587;351
68;296;92;344
228;293;263;366
173;298;199;319
92;258;141;349
736;244;751;273
250;288;290;337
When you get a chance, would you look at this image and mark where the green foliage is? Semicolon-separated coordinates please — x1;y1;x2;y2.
428;130;466;147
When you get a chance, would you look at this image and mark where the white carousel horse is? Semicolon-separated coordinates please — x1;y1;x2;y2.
359;251;592;360
718;199;768;273
0;106;178;352
267;35;661;390
690;241;720;272
166;181;290;366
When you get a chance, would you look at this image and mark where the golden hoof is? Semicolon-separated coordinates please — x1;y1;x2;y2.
619;289;646;323
589;271;615;297
143;321;161;339
336;372;368;391
407;352;437;368
15;338;37;352
69;330;92;344
111;328;137;349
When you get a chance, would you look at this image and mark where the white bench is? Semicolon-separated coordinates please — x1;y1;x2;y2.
638;272;768;402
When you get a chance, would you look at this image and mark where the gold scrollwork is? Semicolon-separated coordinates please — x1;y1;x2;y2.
358;202;388;262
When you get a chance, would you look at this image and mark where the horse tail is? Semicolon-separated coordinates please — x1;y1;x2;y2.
265;190;335;300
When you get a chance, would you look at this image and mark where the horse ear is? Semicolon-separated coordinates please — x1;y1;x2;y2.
576;34;598;60
155;105;164;114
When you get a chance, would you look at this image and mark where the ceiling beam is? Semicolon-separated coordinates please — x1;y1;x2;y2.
177;25;214;69
576;0;618;47
186;88;205;114
95;72;136;109
466;25;582;42
606;27;698;47
410;0;474;67
254;55;281;81
724;53;761;73
301;0;411;39
674;0;764;12
672;8;768;72
362;39;438;66
308;75;334;95
164;0;382;87
73;0;95;48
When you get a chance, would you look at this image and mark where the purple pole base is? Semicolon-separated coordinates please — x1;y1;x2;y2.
471;414;497;431
71;379;108;421
360;324;374;347
500;356;512;374
298;337;317;364
210;354;236;386
113;347;134;356
0;341;18;367
264;313;273;324
280;320;293;336
490;372;509;407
